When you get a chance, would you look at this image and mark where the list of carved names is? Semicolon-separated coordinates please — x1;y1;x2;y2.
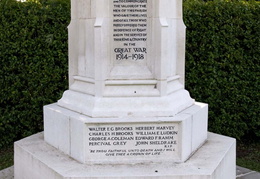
112;0;147;61
87;123;178;157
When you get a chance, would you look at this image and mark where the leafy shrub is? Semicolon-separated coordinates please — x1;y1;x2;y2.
0;0;70;147
184;0;260;140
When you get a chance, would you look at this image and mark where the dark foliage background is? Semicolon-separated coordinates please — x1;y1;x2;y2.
184;0;259;141
0;0;70;147
0;0;259;147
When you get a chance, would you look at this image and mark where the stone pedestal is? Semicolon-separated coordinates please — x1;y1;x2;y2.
14;0;236;178
44;102;208;164
60;0;195;118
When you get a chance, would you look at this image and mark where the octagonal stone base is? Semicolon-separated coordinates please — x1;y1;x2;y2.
43;102;208;164
14;132;235;179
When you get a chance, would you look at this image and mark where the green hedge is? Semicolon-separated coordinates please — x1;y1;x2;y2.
0;0;70;147
184;0;260;140
0;0;259;147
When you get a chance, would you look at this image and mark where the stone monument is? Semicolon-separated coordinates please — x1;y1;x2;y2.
14;0;236;178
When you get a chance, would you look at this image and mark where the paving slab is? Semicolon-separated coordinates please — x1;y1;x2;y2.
0;166;13;179
236;166;260;179
237;172;260;179
237;166;253;176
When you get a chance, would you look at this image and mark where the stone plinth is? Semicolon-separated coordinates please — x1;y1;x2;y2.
44;102;208;164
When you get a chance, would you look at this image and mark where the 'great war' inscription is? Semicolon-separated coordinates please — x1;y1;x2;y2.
112;0;147;61
86;123;179;159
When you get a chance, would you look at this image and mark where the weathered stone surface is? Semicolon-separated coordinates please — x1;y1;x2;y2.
44;102;208;164
14;0;236;178
15;132;236;179
58;0;194;118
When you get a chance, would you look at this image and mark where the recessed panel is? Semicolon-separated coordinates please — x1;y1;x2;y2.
85;122;180;163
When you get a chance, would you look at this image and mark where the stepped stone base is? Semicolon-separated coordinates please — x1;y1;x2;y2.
14;132;236;179
43;102;208;164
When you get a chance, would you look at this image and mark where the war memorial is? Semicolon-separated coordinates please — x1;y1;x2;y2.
14;0;236;178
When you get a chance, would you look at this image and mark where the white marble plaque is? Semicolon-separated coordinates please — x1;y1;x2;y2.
111;0;148;65
86;122;179;162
